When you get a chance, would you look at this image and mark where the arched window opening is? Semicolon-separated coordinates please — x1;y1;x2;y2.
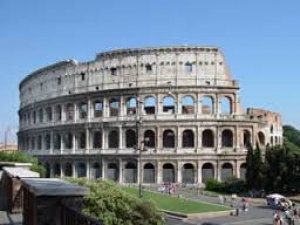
163;163;175;183
38;109;43;123
145;64;152;73
182;163;195;184
202;163;214;183
243;130;251;146
33;111;36;124
221;163;233;181
258;131;265;146
65;133;73;149
55;105;62;121
202;130;214;147
90;163;101;179
126;129;136;148
64;163;73;177
79;102;88;119
79;132;86;149
143;163;155;183
109;98;120;117
94;100;103;117
46;107;52;122
45;134;51;150
220;96;232;114
37;135;42;149
201;96;213;114
275;136;278;145
270;125;274;134
163;96;175;114
54;163;61;177
44;163;50;178
144;130;155;148
66;103;74;121
182;96;194;114
222;129;233;147
126;97;137;115
108;130;119;148
77;163;86;178
185;62;193;73
182;130;194;148
144;96;156;114
54;134;61;150
93;131;102;149
163;130;175;148
124;162;137;183
240;163;247;180
107;163;118;181
31;137;35;150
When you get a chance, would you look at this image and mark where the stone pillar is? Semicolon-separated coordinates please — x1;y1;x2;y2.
118;158;123;183
73;162;76;178
216;162;221;182
62;104;66;122
103;97;108;118
197;161;202;184
101;158;105;179
157;161;162;184
50;131;54;154
119;126;123;150
177;163;182;183
86;160;90;180
87;97;91;122
73;133;76;153
120;95;124;117
60;132;64;154
86;128;90;152
137;158;141;184
157;94;162;115
235;161;240;178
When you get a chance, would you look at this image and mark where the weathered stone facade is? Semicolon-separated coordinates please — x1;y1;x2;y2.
18;46;282;184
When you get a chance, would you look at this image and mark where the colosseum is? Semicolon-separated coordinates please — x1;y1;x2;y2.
18;46;283;184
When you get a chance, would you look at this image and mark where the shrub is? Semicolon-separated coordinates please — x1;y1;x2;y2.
223;177;246;194
205;178;222;192
67;178;165;225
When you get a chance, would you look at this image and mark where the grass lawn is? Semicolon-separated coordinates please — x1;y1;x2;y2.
121;187;230;214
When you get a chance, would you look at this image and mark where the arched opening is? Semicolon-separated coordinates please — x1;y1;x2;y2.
201;96;213;114
271;136;274;145
126;97;137;115
144;130;155;148
124;162;137;183
44;162;50;178
163;130;175;148
109;98;120;117
182;96;194;114
66;103;74;121
144;96;156;114
79;102;88;119
90;163;101;179
93;131;102;149
64;163;73;177
55;105;62;121
243;130;251;146
221;163;233;181
182;163;195;184
275;136;278;145
222;129;233;147
258;131;265;146
163;96;175;114
239;163;247;180
202;163;214;183
54;133;61;150
79;132;86;149
53;163;61;177
143;163;155;183
107;163;118;181
45;134;51;150
220;96;232;114
108;130;119;148
163;163;175;183
64;133;73;149
94;100;103;118
182;130;194;148
77;163;86;178
46;107;52;122
202;130;214;147
126;129;136;148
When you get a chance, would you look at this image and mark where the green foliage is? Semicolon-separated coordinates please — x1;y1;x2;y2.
205;178;222;192
223;177;246;194
283;125;300;149
67;178;165;225
0;151;46;177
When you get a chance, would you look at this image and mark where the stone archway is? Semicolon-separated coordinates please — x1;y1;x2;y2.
182;163;195;184
123;162;137;183
163;163;175;183
202;163;214;183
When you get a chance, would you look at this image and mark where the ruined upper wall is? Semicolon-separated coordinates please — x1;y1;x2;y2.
19;46;238;108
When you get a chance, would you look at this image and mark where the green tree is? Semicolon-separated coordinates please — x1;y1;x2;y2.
245;143;254;189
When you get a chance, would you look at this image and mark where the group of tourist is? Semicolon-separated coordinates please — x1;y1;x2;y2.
157;182;178;195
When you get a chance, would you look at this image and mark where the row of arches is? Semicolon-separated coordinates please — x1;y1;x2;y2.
20;95;235;127
44;161;247;183
20;128;266;151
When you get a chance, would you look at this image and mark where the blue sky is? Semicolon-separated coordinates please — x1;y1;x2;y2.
1;1;300;143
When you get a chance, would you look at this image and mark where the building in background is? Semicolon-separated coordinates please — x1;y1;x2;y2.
18;46;282;184
0;143;18;151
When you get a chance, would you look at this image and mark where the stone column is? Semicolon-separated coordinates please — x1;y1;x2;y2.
86;128;90;152
60;132;64;154
50;164;54;178
197;161;202;184
50;131;54;154
103;97;108;118
62;104;66;122
157;161;162;184
73;133;76;153
73;162;76;178
119;126;123;150
118;158;123;183
101;158;105;179
177;163;182;183
87;97;91;122
86;160;90;180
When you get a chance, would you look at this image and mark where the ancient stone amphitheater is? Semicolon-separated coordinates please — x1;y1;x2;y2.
18;46;282;184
